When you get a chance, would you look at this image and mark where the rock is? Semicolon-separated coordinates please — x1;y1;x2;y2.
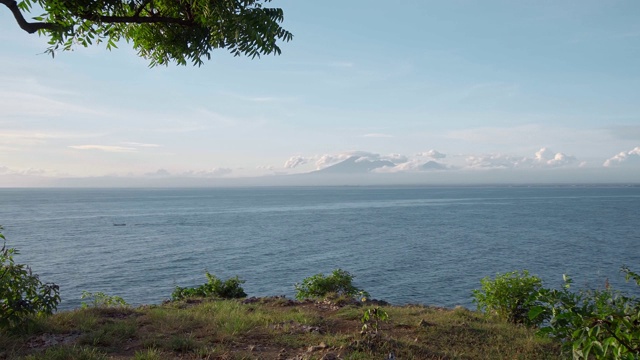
307;342;328;352
321;352;340;360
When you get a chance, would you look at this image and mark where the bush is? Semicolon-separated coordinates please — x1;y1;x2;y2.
472;270;542;326
171;272;246;300
0;226;60;329
294;268;369;301
529;268;640;359
81;291;128;308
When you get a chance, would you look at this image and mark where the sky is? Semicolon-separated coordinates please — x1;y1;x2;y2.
1;0;640;186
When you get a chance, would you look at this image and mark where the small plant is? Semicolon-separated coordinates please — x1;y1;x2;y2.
472;270;543;326
133;348;162;360
0;226;60;329
81;291;129;308
294;268;369;301
171;272;247;300
361;306;389;335
354;305;390;354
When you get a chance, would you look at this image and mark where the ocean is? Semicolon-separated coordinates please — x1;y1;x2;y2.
1;185;639;310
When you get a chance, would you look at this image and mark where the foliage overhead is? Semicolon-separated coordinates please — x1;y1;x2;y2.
1;0;293;66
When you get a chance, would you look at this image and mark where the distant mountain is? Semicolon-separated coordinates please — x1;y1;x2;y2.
311;156;395;174
420;161;448;170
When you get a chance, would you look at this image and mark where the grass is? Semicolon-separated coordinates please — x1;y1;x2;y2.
0;297;562;360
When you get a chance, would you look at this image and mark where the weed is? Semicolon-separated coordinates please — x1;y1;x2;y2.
168;333;200;352
361;306;389;335
133;347;163;360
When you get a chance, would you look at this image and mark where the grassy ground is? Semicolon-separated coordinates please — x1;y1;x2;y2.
0;297;562;360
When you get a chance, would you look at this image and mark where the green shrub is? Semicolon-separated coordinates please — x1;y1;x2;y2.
294;268;369;300
80;291;128;308
472;270;542;326
529;267;640;359
171;272;247;300
0;226;60;329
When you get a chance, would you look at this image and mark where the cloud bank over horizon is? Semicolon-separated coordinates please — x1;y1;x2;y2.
3;145;639;187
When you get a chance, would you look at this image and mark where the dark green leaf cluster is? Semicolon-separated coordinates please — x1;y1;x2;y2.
528;268;640;359
472;270;543;326
14;0;293;66
294;268;370;301
171;272;247;300
0;226;60;330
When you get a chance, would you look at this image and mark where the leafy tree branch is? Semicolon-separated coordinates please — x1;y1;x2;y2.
1;0;57;33
1;0;293;66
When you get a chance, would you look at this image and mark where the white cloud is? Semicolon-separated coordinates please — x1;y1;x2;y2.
603;147;640;167
466;154;522;169
466;148;578;169
417;149;447;159
535;147;577;167
122;142;161;148
284;156;308;169
381;153;408;163
315;153;354;169
68;145;137;153
373;159;449;173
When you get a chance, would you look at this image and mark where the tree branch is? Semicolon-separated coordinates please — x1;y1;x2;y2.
77;12;194;26
0;0;58;33
134;0;151;18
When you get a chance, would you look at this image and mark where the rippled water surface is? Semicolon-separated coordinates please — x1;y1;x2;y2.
1;186;639;310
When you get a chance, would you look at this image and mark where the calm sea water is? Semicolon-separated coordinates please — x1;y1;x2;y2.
1;186;639;310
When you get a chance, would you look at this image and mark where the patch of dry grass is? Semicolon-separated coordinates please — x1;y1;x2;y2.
0;298;561;360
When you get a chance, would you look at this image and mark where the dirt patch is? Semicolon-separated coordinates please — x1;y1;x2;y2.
27;333;80;349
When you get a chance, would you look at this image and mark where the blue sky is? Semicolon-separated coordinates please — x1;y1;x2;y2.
1;0;639;186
